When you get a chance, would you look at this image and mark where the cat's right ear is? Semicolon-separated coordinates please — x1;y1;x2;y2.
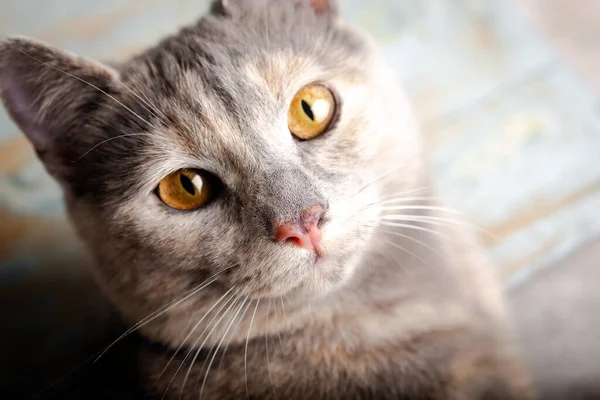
210;0;268;16
211;0;339;19
0;36;118;178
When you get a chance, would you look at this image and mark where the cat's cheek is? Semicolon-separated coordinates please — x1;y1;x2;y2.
321;199;355;242
321;195;379;250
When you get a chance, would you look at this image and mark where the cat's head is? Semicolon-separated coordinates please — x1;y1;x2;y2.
0;0;421;345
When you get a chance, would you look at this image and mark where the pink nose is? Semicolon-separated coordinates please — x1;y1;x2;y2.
275;205;325;256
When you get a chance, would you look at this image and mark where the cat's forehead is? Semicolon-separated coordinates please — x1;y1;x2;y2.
112;9;376;188
117;55;308;184
130;51;320;156
125;7;371;103
125;31;364;143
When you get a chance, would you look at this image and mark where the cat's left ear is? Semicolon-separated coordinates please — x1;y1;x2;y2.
0;36;118;179
211;0;339;19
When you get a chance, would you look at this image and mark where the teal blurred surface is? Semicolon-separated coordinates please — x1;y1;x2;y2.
2;0;599;286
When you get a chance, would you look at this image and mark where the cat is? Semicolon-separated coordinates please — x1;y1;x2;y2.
0;0;534;398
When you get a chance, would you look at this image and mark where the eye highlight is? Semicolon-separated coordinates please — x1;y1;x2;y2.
156;169;218;211
288;84;336;140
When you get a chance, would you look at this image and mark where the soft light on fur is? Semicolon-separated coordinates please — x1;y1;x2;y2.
0;0;533;398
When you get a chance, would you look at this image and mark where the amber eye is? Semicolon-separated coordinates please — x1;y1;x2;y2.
156;169;218;211
288;84;336;140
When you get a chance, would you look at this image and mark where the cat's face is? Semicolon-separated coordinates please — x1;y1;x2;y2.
0;0;420;345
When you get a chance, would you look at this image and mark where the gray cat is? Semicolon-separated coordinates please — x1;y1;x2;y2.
0;0;533;398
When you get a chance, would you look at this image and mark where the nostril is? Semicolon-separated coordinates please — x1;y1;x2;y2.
316;213;326;228
274;204;327;254
275;222;314;251
301;204;326;230
286;236;303;246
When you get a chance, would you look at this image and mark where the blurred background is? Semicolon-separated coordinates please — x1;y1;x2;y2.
1;0;599;398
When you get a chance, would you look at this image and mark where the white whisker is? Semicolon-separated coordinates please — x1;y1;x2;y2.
193;291;248;392
126;77;168;121
274;300;285;354
161;291;237;400
377;221;461;246
199;296;250;399
154;287;235;393
265;298;278;400
378;228;445;262
382;238;427;266
97;267;233;362
364;196;438;208
192;295;246;395
17;49;154;127
74;132;153;161
373;186;434;203
353;163;410;197
245;299;261;400
217;296;253;373
369;205;459;214
366;223;455;278
175;289;241;399
378;214;496;240
117;82;161;120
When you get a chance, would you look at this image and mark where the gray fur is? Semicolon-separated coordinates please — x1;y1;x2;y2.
0;0;533;398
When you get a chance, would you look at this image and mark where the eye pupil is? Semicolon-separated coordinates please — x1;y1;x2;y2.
157;169;221;210
301;100;315;121
289;84;336;140
179;174;196;195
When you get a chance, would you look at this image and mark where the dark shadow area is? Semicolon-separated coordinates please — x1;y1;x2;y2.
0;222;134;398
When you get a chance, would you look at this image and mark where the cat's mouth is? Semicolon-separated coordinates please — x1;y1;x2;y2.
256;249;355;300
221;204;374;300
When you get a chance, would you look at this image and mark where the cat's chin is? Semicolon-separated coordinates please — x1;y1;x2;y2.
266;222;373;301
268;250;362;302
